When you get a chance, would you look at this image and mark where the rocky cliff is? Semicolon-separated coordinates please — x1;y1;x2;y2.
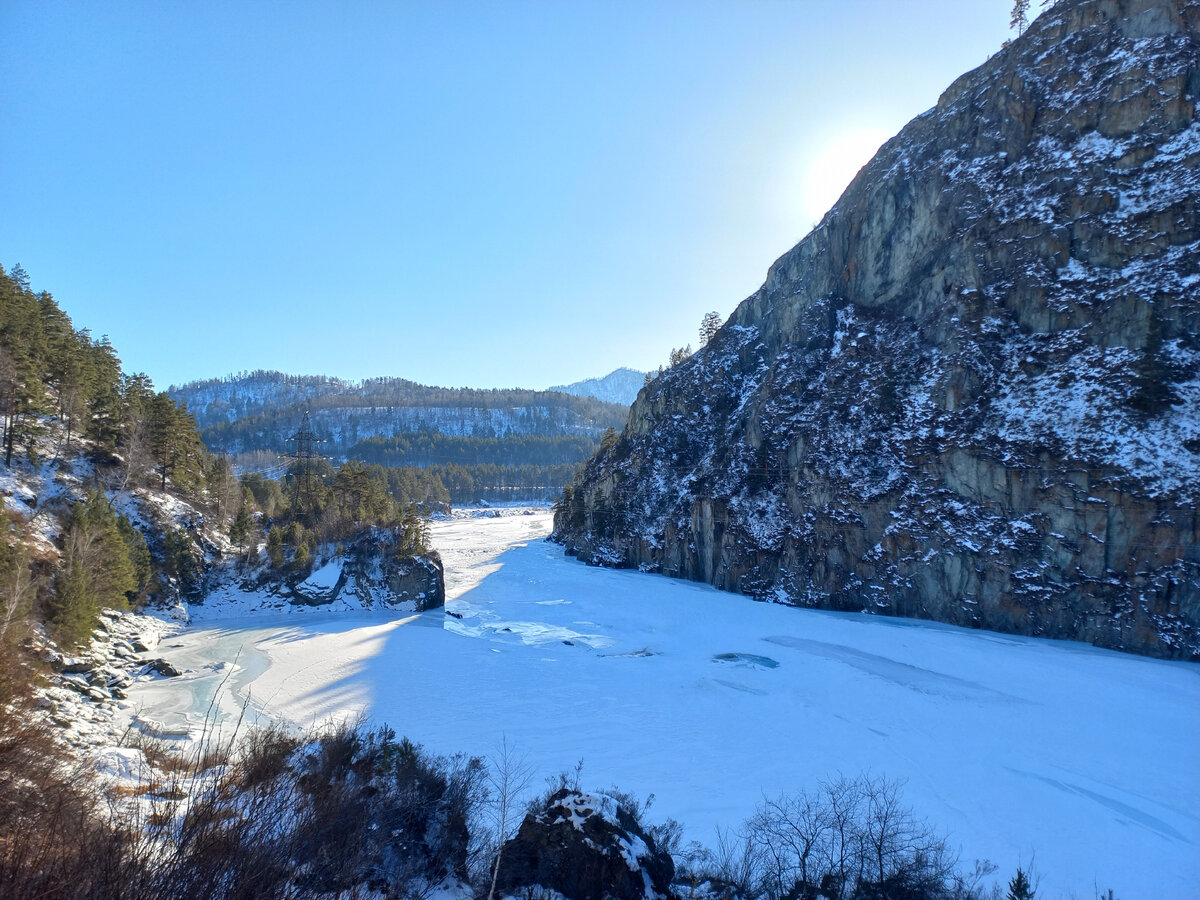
196;528;445;616
553;0;1200;659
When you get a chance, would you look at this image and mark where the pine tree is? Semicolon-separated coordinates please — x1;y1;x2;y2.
267;526;284;567
116;513;152;600
147;392;204;491
669;344;692;367
163;528;201;597
699;311;722;345
1011;0;1031;35
82;335;124;450
230;501;254;549
50;490;138;645
1008;867;1035;900
0;266;50;465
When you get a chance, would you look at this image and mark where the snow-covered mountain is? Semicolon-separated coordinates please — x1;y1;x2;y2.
548;368;647;407
554;0;1200;659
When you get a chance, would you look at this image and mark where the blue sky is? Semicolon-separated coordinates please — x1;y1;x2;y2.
1;1;1015;391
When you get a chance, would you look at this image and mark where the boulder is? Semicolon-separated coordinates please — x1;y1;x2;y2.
144;658;183;677
495;789;674;900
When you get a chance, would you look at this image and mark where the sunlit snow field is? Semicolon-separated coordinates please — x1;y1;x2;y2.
128;508;1200;898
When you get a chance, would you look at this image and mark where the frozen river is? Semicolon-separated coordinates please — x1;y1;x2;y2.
128;508;1200;898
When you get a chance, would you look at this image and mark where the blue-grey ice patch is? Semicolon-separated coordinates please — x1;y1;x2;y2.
712;652;780;669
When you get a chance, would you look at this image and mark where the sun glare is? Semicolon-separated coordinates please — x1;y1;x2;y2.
799;128;891;232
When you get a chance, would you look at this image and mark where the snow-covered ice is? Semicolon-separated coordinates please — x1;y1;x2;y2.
127;508;1200;898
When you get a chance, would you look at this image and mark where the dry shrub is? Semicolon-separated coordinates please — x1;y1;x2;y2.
0;651;136;900
0;669;487;900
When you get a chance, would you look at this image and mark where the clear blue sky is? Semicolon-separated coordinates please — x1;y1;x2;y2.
1;1;1015;391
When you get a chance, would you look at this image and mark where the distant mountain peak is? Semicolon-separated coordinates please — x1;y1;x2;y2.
549;368;646;407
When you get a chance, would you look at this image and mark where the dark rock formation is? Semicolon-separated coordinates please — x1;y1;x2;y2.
495;789;675;900
195;527;445;614
286;530;446;611
554;0;1200;659
144;658;183;677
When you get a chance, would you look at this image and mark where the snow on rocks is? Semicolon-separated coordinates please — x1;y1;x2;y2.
496;789;674;900
37;608;184;756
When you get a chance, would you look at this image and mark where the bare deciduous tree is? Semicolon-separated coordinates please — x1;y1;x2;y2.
737;775;976;900
0;542;34;642
486;736;533;900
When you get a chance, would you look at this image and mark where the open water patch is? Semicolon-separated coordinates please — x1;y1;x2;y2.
712;652;780;669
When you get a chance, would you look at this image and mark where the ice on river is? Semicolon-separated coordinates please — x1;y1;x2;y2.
130;507;1200;898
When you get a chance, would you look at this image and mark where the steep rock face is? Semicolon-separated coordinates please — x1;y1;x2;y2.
554;0;1200;659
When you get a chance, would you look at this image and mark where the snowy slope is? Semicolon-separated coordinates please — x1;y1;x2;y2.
549;368;647;407
123;510;1200;899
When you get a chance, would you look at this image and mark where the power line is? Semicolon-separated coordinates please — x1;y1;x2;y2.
286;410;326;510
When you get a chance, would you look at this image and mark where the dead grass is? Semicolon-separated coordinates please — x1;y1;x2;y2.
121;726;231;775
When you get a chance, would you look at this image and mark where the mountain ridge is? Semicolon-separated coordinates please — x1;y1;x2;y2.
169;370;631;459
549;367;647;406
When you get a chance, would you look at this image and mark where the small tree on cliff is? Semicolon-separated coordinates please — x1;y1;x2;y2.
1010;0;1031;35
699;311;722;345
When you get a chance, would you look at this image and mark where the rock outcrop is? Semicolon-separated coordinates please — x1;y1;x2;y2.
194;528;445;616
495;789;675;900
554;0;1200;659
285;530;446;611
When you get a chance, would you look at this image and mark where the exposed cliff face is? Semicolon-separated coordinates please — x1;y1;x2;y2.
554;0;1200;659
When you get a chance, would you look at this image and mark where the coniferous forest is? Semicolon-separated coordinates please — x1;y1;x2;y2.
169;370;625;504
0;264;443;646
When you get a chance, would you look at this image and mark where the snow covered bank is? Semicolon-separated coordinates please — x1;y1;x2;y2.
124;508;1200;898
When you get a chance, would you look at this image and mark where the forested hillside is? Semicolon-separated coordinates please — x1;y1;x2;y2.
0;264;446;649
0;263;227;646
176;370;628;422
169;370;630;503
171;371;628;451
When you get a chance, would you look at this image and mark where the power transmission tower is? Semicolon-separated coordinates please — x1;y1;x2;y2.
286;410;325;517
